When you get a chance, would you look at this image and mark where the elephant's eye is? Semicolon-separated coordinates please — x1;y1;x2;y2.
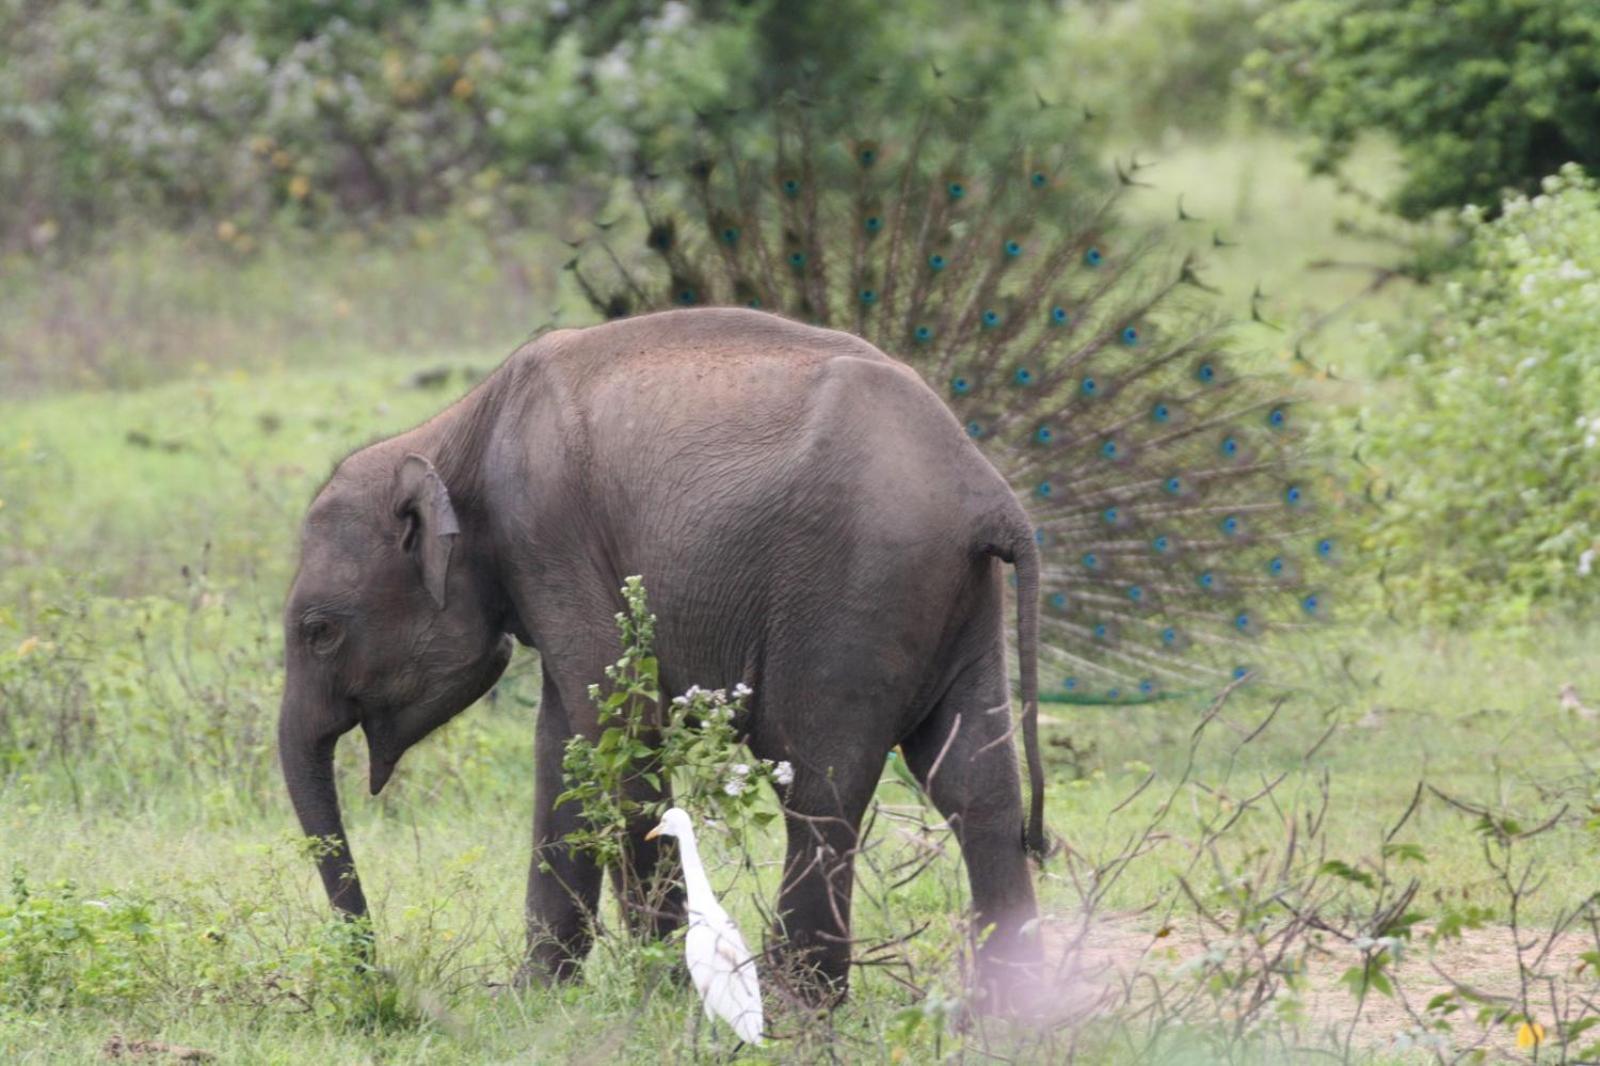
302;618;343;656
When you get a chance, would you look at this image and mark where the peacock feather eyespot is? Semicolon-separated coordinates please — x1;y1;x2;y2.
1127;585;1143;602
1049;592;1068;610
1268;407;1287;429
1081;377;1098;396
1120;325;1140;346
859;288;878;305
1152;403;1170;422
781;177;800;197
1004;239;1022;257
1234;611;1252;632
928;253;946;271
966;420;984;438
1139;679;1155;695
914;325;934;343
1013;367;1033;385
1031;171;1048;188
1035;528;1048;545
1220;436;1239;457
1161;626;1178;645
1106;687;1121;699
1152;535;1170;553
1100;439;1118;459
1302;593;1321;615
1103;507;1119;524
1093;623;1109;640
1035;426;1054;444
1164;476;1182;494
1285;484;1304;506
864;215;883;233
1220;515;1240;536
1082;552;1099;569
951;376;972;395
1084;247;1103;267
647;224;674;251
1036;481;1053;498
858;147;878;167
1198;571;1215;588
721;226;739;245
1063;676;1078;691
1268;556;1285;576
788;251;807;268
676;288;696;305
1050;306;1069;325
1196;362;1216;384
981;310;1001;328
1317;537;1335;558
947;181;965;201
1232;665;1250;681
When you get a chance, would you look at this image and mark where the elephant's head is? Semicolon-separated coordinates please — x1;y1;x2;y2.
278;446;513;916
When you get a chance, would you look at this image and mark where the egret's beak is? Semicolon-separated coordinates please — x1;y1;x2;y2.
644;825;663;841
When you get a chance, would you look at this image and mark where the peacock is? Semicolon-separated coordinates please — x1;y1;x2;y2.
563;81;1342;705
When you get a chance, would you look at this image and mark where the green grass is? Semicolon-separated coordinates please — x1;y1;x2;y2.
5;347;1599;1063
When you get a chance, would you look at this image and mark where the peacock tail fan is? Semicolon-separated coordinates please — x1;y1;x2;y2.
566;82;1353;706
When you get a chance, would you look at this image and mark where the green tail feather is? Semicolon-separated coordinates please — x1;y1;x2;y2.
569;87;1345;704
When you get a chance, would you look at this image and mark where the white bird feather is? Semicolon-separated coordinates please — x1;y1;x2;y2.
646;807;764;1045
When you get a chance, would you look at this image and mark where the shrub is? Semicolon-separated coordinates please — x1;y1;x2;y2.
1356;165;1600;622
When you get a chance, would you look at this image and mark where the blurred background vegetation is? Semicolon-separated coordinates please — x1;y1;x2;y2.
5;2;1600;1060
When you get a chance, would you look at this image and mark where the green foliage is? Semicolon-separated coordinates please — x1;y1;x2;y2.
0;0;1070;253
1357;165;1600;622
556;577;784;871
1248;0;1600;218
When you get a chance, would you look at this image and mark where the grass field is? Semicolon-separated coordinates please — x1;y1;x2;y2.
4;135;1597;1063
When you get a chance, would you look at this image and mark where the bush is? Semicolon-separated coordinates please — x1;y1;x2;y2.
1357;165;1600;621
1247;0;1600;219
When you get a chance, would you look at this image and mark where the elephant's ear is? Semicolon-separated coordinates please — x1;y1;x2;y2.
393;453;460;609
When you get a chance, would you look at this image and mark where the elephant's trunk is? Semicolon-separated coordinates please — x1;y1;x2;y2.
278;693;367;918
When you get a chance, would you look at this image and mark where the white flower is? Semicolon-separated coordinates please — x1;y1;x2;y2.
732;682;752;699
731;763;750;777
723;777;747;797
1580;548;1596;576
773;761;794;786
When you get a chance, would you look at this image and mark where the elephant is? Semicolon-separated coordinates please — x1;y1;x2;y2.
278;306;1047;1002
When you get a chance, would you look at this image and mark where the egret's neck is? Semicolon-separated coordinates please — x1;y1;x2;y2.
674;830;716;909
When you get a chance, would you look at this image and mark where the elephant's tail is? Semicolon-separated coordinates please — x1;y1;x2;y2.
985;523;1048;863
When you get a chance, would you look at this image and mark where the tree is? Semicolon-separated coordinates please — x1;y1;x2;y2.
1248;0;1600;218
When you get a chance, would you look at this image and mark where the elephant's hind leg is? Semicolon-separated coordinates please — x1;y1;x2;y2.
900;656;1041;1006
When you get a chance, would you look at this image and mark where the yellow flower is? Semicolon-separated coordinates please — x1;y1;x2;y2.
451;77;475;101
16;636;39;658
1516;1021;1545;1049
288;174;311;200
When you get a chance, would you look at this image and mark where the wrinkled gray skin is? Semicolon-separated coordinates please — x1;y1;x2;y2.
279;307;1042;1002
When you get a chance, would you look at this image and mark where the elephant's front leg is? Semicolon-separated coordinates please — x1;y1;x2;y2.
612;763;686;941
519;674;603;983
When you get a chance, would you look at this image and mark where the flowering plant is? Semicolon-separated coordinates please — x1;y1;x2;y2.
555;577;787;872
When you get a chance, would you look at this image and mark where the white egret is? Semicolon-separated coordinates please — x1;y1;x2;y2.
646;807;764;1046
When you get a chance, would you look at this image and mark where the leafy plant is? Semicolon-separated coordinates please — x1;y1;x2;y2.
556;576;788;878
1354;165;1600;622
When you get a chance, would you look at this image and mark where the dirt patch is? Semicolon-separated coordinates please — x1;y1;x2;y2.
1039;912;1598;1058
